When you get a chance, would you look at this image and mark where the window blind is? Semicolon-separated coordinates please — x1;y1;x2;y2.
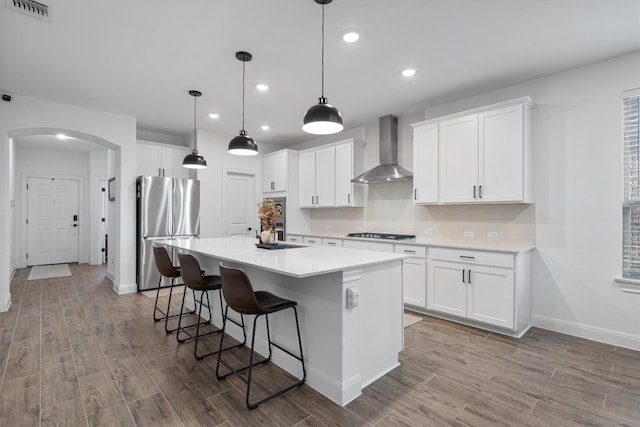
623;92;640;278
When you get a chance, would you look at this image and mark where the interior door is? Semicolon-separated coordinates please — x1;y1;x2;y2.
27;177;79;265
225;171;255;237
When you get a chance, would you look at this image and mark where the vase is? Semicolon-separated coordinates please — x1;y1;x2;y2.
260;230;273;244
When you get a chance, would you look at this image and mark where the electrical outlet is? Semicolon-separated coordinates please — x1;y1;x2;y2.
487;231;499;238
424;228;433;235
463;231;474;238
346;287;359;308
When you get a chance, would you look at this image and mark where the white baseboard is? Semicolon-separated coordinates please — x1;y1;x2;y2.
532;314;640;351
112;281;137;295
0;293;11;312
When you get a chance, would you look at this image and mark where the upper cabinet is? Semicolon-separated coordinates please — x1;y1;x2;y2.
412;123;439;204
136;141;192;179
411;97;533;205
299;139;365;208
262;150;287;193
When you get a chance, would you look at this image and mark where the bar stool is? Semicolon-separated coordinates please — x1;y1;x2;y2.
177;254;246;360
152;246;192;334
216;263;306;410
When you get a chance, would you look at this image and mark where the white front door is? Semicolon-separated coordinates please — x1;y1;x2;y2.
27;177;79;265
225;172;255;237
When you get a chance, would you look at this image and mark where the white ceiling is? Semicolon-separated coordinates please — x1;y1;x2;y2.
1;0;639;148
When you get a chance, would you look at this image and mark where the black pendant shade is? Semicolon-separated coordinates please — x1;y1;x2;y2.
228;130;259;156
303;0;344;135
228;51;258;156
183;90;207;169
302;96;343;135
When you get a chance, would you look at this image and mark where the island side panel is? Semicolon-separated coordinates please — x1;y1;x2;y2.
189;255;403;407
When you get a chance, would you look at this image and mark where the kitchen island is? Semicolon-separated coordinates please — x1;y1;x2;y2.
158;236;407;406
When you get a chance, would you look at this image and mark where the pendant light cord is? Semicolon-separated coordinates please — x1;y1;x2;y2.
242;60;246;131
321;2;325;98
193;93;198;153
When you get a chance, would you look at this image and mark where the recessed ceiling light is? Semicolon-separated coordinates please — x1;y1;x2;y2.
56;133;69;140
342;31;360;43
256;83;269;91
402;68;416;77
208;113;220;119
261;125;270;131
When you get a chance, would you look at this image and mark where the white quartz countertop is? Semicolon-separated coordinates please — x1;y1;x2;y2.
287;231;534;253
158;237;407;279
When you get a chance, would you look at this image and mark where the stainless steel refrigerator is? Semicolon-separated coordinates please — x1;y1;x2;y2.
136;176;200;291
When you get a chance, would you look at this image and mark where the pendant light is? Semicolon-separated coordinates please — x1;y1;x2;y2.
183;90;207;169
302;0;343;135
228;51;259;156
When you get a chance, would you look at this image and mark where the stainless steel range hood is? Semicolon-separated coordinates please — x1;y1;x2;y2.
351;115;413;184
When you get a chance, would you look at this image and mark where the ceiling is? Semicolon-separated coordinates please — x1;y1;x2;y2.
1;0;639;148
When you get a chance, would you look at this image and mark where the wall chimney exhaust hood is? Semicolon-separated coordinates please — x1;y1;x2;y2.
351;115;413;184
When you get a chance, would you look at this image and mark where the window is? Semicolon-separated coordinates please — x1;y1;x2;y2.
622;89;640;279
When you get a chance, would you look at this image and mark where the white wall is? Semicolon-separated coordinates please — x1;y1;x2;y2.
13;145;99;266
421;52;640;350
194;130;280;238
0;94;138;311
292;52;640;349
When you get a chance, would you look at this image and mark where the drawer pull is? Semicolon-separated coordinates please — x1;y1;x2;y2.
459;255;475;260
403;250;416;254
328;242;336;246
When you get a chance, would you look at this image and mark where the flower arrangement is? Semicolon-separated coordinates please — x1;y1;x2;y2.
258;198;281;231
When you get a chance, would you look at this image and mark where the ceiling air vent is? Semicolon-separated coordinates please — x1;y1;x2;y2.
6;0;49;20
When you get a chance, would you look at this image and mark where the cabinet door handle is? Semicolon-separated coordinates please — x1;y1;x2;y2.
459;255;475;260
348;193;351;204
311;196;314;205
462;269;466;283
473;185;477;199
479;185;482;199
158;168;162;177
414;189;417;200
468;270;472;284
316;195;319;205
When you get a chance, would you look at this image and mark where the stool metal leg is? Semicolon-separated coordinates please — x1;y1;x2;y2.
216;306;306;410
153;275;164;321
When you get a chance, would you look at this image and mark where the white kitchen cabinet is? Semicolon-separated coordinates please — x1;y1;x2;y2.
137;141;191;179
322;238;343;247
303;236;321;245
299;147;336;208
411;97;533;205
299;139;365;208
335;140;365;207
439;114;479;203
427;247;529;333
262;150;287;193
411;122;439;204
395;245;426;308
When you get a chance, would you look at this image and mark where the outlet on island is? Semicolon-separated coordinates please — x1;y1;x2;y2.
463;231;475;238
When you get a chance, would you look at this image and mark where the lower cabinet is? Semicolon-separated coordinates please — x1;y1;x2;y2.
427;247;529;333
395;245;426;308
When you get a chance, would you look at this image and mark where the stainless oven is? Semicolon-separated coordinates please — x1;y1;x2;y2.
264;197;286;241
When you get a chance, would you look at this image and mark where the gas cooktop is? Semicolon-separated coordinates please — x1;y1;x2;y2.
346;232;416;240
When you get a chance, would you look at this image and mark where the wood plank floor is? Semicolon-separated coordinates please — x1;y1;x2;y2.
1;264;639;426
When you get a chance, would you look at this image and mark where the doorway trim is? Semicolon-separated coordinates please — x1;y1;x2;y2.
222;168;257;237
20;172;85;268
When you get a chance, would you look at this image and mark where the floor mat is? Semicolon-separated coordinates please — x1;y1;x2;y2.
28;264;71;280
141;285;186;299
403;312;423;328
